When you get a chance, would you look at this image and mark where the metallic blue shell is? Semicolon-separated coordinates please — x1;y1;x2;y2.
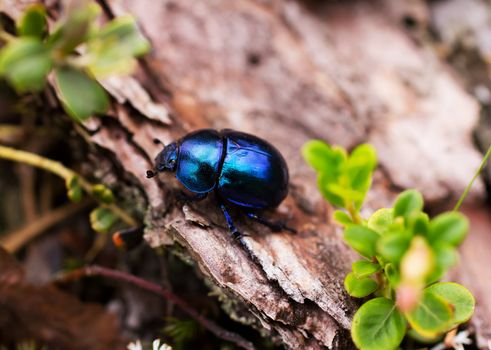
217;130;289;209
176;129;223;193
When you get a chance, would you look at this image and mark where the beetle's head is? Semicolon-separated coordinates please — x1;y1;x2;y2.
146;142;178;178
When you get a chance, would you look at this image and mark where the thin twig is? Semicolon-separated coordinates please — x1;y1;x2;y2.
84;233;108;263
55;265;255;350
18;164;38;222
0;144;138;226
0;199;92;252
454;144;491;211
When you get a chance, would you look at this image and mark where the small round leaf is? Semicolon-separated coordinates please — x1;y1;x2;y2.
0;38;52;92
352;260;381;278
428;212;469;247
54;67;109;121
393;190;423;224
302;140;346;174
377;230;412;263
405;290;453;337
367;208;393;234
425;282;475;324
344;225;380;258
352;297;406;350
17;4;47;38
344;272;378;298
90;207;118;233
333;210;353;226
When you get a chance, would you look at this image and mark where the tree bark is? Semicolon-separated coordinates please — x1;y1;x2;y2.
2;0;488;348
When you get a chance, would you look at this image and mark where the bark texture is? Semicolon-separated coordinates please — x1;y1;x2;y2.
2;0;488;348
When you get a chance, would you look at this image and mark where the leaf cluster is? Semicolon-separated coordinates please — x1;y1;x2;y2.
0;1;150;121
66;175;120;233
303;141;475;350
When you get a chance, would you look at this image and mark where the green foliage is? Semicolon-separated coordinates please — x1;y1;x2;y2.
351;298;406;350
17;5;48;38
426;282;475;325
333;210;353;226
405;290;453;337
302;139;475;350
66;175;84;202
90;206;118;233
0;38;52;92
428;212;469;247
302;141;376;209
344;272;378;298
163;317;199;350
92;184;115;203
344;225;379;258
393;189;423;224
87;15;151;77
55;66;109;121
0;0;150;120
352;260;381;278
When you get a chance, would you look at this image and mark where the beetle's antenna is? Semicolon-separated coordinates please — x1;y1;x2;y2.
153;138;165;146
146;169;157;178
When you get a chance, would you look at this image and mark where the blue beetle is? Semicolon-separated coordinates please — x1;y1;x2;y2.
146;129;294;239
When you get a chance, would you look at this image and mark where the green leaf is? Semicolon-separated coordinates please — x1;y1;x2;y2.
344;225;380;258
317;172;345;208
425;282;475;325
352;260;381;278
0;38;52;92
377;230;412;264
302;140;346;174
54;67;109;121
90;207;118;233
428;212;469;247
393;190;423;224
407;329;443;344
49;2;101;53
65;176;83;202
367;208;394;234
384;263;400;287
17;4;47;38
405;290;453;338
427;244;458;283
333;210;353;226
98;16;149;55
92;184;115;204
352;298;406;350
67;185;83;202
326;183;364;203
345;144;377;209
87;16;150;77
409;212;430;236
344;272;378;298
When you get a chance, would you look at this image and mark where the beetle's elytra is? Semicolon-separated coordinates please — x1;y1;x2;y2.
147;129;294;239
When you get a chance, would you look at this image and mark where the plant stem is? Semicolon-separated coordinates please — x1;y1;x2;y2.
454;144;491;211
0;144;137;226
55;265;255;350
347;203;362;224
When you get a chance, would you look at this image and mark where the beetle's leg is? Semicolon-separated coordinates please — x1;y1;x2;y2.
246;212;297;234
219;203;242;240
177;191;207;202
